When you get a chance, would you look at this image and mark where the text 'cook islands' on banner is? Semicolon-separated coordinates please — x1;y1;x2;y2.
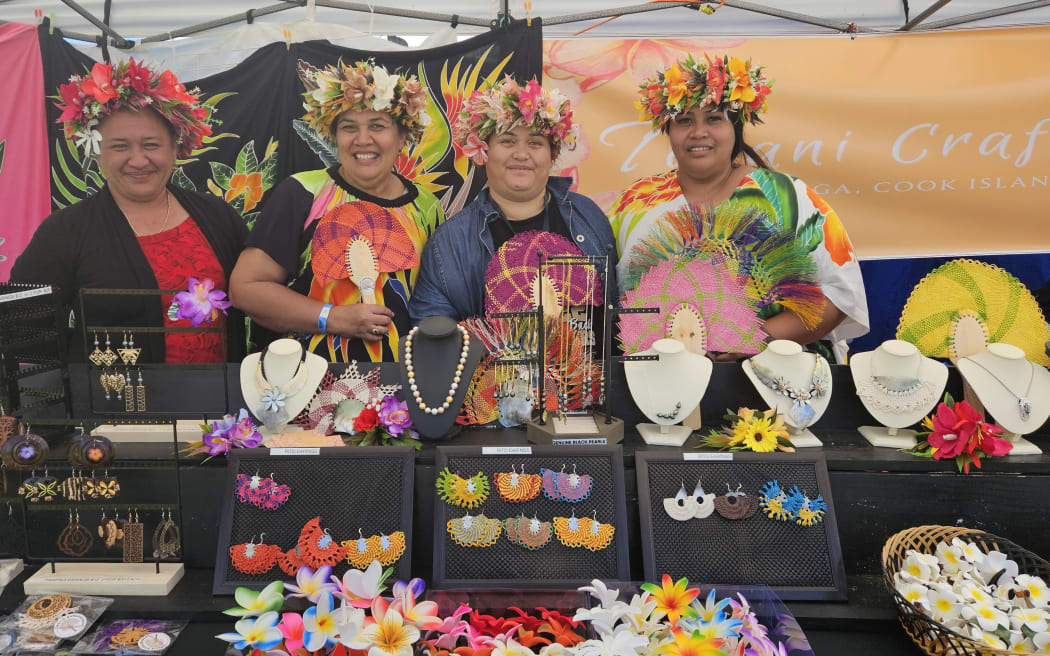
543;27;1050;257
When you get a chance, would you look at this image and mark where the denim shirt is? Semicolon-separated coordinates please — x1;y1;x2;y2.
409;176;619;323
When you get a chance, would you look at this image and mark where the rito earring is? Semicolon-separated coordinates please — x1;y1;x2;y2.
494;464;541;503
88;333;106;367
235;471;274;506
297;516;348;568
230;534;281;575
789;487;827;527
343;529;379;570
554;510;614;550
435;468;489;508
714;484;758;520
504;514;552;550
541;465;594;503
758;481;798;522
136;369;146;412
372;531;406;565
57;509;93;557
447;512;502;548
662;482;700;521
690;480;716;519
122;509;143;563
278;546;304;577
261;473;291;510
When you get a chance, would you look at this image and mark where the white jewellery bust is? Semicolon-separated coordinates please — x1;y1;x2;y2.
624;338;712;446
850;339;948;448
741;339;831;447
956;342;1050;442
240;338;328;436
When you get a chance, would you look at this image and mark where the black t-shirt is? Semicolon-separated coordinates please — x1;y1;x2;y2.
489;196;570;252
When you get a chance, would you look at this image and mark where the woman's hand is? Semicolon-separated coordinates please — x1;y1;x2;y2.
329;304;394;342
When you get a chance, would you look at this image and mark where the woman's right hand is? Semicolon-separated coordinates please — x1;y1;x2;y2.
329;303;395;341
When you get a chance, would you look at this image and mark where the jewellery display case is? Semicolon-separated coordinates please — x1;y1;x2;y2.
635;451;848;601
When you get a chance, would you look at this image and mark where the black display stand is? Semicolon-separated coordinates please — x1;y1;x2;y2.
0;283;71;416
635;451;848;601
397;316;483;440
213;446;415;594
432;445;630;588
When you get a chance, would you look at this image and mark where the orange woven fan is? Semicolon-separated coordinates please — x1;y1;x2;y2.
310;201;419;290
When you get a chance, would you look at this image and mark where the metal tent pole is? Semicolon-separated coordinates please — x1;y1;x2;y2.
919;0;1050;30
899;0;954;31
303;0;492;27
59;0;132;47
139;2;300;44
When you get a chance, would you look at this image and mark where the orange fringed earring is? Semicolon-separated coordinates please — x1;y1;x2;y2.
229;534;281;575
298;516;348;568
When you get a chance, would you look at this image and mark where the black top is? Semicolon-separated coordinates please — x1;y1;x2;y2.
10;184;248;363
488;195;569;253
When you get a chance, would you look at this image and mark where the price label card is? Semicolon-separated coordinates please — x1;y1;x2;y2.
482;447;533;455
270;448;320;456
683;452;733;461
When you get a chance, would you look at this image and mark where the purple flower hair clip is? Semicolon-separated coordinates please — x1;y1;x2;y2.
171;277;232;327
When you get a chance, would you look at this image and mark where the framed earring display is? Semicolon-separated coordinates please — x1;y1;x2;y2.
432;445;630;589
635;451;847;601
213;446;415;594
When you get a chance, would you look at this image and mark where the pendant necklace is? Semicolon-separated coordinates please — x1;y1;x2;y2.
404;325;470;415
253;344;309;429
748;355;830;427
857;355;936;414
961;356;1035;421
123;191;172;237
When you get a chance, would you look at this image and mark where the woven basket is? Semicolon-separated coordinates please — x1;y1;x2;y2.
881;525;1050;656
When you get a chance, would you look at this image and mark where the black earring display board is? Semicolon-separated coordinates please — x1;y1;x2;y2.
433;445;630;588
398;316;483;440
213;446;415;594
635;451;847;601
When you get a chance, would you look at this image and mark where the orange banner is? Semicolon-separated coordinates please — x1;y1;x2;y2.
543;28;1050;257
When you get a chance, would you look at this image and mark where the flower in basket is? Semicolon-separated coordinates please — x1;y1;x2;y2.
170;277;232;326
697;408;794;453
342;394;421;450
908;393;1012;473
183;408;262;459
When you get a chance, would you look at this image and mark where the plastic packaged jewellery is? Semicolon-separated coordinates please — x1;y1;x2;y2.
0;592;112;652
71;618;187;654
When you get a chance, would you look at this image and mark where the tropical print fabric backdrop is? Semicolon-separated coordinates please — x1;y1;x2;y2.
39;20;543;224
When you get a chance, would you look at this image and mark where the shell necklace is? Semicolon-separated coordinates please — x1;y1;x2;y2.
404;325;470;415
858;357;937;414
748;355;830;428
253;344;309;428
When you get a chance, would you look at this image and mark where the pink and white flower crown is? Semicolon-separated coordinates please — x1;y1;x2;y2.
454;76;579;166
55;58;213;160
636;53;773;131
300;58;430;145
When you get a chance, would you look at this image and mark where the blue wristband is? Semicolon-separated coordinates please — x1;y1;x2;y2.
317;303;334;333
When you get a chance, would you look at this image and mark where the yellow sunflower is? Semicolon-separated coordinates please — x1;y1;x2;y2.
727;408;755;446
743;416;779;452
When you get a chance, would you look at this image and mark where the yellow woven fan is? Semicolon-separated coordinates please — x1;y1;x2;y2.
896;259;1050;365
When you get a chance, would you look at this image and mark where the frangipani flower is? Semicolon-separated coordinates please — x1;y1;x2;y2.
967;625;1007;650
216;611;283;651
928;589;961;623
895;581;930;609
641;575;700;624
935;541;971;575
658;627;726;656
951;537;984;563
362;606;420;656
386;588;443;631
371;65;397;111
225;580;284;617
286;564;338;603
1011;607;1049;633
898;552;936;582
335;605;370;649
425;603;471;650
174;277;232;327
333;558;390;607
1016;575;1050;608
278;612;305;652
691;589;733;626
574;624;650;656
302;592;341;651
581;579;621;608
489;637;534;656
963;601;1009;632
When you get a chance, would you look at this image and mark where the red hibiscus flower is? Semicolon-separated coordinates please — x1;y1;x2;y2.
56;81;87;123
926;400;981;460
80;63;118;103
352;407;379;433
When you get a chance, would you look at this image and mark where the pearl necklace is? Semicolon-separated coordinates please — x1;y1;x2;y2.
404;325;470;415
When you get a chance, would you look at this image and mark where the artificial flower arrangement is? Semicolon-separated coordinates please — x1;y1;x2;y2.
169;277;232;326
340;396;421;450
183;409;263;460
907;394;1012;473
893;538;1050;653
697;408;795;453
217;562;808;656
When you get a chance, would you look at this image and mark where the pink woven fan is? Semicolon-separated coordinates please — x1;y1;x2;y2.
310;201;419;287
484;231;601;315
618;257;767;354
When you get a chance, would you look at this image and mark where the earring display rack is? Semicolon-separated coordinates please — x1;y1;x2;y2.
213;446;416;594
432;445;630;588
0;283;72;417
78;288;230;418
635;451;847;601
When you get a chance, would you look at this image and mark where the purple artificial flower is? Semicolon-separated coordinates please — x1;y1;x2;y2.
227;409;263;448
201;409;260;455
173;277;232;327
18;444;37;461
379;396;414;437
392;577;425;599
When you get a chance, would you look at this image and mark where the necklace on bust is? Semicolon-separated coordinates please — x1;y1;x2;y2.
960;356;1035;421
857;357;937;414
404;324;470;416
253;344;309;428
748;355;830;427
122;191;172;237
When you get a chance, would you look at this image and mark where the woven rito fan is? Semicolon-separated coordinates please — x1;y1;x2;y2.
618;257;767;355
623;201;824;329
484;231;602;316
896;258;1050;365
311;201;419;302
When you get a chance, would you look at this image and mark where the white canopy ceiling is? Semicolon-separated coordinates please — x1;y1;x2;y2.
1;0;1048;42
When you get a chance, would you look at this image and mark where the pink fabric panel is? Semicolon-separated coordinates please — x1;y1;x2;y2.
0;22;49;280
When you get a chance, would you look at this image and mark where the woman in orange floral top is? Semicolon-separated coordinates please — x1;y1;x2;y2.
610;54;868;360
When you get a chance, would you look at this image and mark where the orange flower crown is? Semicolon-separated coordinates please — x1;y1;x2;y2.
635;53;772;130
55;58;213;160
300;58;430;145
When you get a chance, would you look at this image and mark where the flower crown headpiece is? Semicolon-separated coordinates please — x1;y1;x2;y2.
636;53;772;131
55;58;212;160
301;58;430;145
454;76;579;166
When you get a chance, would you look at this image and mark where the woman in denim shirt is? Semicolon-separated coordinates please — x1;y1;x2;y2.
409;77;617;323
